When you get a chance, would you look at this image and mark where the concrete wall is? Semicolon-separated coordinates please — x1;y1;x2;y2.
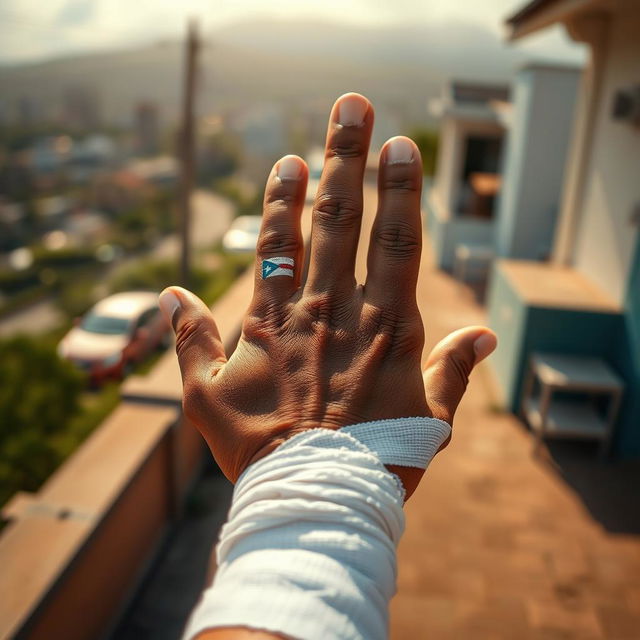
426;191;495;270
572;8;640;304
0;266;256;640
496;65;581;260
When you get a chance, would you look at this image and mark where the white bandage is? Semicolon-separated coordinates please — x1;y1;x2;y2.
182;417;451;640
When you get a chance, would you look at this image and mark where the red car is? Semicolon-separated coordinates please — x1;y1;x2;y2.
58;291;170;383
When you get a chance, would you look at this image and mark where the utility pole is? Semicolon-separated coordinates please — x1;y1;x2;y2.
178;19;200;287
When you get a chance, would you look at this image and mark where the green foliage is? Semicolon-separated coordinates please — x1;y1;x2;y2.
0;268;40;294
200;253;253;305
55;278;99;319
0;336;84;506
108;258;208;297
198;131;242;185
213;177;263;218
32;246;96;268
111;190;177;250
0;248;250;508
407;128;439;176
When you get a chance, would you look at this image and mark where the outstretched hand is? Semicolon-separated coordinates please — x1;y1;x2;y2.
159;93;496;499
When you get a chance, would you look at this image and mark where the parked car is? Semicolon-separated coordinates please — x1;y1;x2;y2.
222;215;262;253
57;291;169;383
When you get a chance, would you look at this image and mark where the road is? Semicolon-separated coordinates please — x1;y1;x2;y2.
0;190;234;338
152;190;234;260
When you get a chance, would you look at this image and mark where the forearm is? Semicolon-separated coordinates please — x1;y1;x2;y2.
182;418;450;640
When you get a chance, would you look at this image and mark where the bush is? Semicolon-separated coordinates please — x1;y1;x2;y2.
0;336;85;506
32;246;97;269
108;258;209;297
406;128;439;176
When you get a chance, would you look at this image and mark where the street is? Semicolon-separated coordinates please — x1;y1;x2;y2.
0;190;234;338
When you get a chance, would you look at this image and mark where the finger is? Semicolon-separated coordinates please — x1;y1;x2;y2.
422;326;497;428
250;155;308;313
158;286;227;388
305;93;373;294
365;137;423;308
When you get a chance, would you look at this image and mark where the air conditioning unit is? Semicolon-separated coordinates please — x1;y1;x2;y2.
611;85;640;126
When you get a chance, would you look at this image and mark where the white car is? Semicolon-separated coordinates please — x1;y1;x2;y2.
222;215;263;253
58;291;169;383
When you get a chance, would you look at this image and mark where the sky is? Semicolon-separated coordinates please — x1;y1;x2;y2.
0;0;584;65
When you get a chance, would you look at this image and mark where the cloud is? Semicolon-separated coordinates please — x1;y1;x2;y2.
0;0;582;65
55;0;96;27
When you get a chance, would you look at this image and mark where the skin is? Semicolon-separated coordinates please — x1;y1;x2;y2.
159;93;497;640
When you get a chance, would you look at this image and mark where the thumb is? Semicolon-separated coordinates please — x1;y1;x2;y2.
422;326;497;428
158;286;227;387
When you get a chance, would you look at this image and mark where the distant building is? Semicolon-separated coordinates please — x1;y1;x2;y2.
495;64;581;261
425;81;509;270
17;96;40;126
0;199;27;251
487;0;640;456
63;85;101;131
134;102;160;156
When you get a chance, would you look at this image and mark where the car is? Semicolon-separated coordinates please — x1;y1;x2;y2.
57;291;169;383
222;215;263;253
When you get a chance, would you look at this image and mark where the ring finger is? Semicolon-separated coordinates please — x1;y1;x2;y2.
305;93;374;296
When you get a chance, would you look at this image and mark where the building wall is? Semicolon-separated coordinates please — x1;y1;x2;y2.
432;117;504;219
433;117;459;215
572;8;640;304
496;66;581;260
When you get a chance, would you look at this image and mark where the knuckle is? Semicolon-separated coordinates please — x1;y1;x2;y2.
256;229;300;255
380;175;419;192
265;185;298;206
243;312;274;339
442;348;473;388
374;222;420;260
327;137;366;159
299;293;353;330
174;316;202;359
368;305;423;354
313;193;361;231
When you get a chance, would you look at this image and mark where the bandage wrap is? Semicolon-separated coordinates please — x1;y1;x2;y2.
182;417;451;640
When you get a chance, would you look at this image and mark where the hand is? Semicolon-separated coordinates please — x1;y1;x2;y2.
159;93;496;498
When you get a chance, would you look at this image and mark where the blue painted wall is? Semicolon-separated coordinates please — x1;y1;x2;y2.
488;263;639;455
613;237;640;454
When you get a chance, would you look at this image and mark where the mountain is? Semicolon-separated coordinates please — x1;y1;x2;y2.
0;19;568;129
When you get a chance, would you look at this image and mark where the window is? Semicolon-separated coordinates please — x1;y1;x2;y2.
457;134;503;219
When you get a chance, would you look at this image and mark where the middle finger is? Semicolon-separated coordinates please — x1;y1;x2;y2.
304;93;373;295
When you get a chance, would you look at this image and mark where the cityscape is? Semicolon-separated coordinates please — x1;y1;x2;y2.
0;0;639;639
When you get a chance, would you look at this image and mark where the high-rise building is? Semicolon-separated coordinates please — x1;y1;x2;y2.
134;102;160;156
63;85;101;131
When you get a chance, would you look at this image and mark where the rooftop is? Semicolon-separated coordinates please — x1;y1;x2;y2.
115;181;640;639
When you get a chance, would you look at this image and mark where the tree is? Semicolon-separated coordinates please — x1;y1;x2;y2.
407;128;439;177
0;336;84;506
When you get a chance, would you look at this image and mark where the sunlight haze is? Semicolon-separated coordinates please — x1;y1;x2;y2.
0;0;583;64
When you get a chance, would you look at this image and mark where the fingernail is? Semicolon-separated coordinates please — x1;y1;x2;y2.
336;93;368;126
277;155;302;181
473;332;497;364
159;289;181;326
386;137;415;164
